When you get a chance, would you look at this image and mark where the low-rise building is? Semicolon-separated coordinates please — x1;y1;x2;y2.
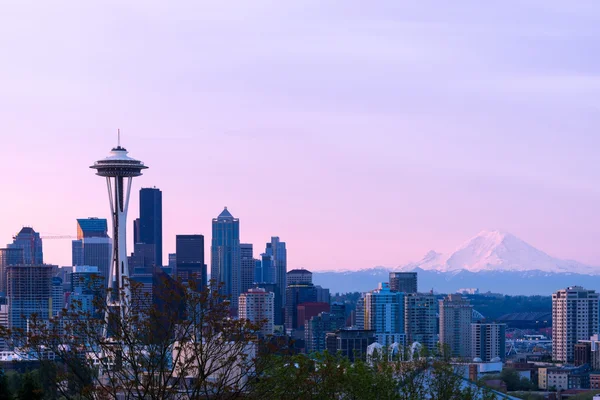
539;365;590;391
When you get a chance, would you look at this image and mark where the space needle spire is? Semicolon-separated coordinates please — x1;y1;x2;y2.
91;133;147;324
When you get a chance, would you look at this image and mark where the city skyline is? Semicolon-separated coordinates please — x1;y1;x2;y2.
1;1;600;271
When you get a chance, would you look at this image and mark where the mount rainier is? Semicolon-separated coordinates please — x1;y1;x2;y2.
313;230;600;295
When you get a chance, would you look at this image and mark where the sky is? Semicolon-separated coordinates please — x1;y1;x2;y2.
0;0;599;271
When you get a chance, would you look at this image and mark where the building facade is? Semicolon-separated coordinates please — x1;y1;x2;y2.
8;227;43;265
72;218;112;289
287;269;312;286
389;272;417;293
239;288;275;336
7;264;54;331
256;282;283;326
285;282;317;331
439;294;473;358
326;329;376;362
139;187;163;268
471;323;507;362
364;283;405;346
269;237;287;307
211;207;241;313
175;235;206;288
305;312;342;354
552;286;600;363
404;293;437;350
240;244;255;295
0;247;23;295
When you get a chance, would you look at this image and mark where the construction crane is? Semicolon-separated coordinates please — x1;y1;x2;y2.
41;234;77;240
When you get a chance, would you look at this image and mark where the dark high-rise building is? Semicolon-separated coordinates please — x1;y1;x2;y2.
139;188;163;268
133;218;141;245
330;302;347;329
72;218;112;289
255;253;273;284
389;272;417;293
76;218;109;239
305;312;341;354
285;280;317;331
0;248;23;295
240;244;254;294
326;329;376;362
129;243;156;274
176;235;206;288
7;264;54;331
8;227;43;265
315;285;331;304
211;207;241;312
269;237;287;307
297;302;330;330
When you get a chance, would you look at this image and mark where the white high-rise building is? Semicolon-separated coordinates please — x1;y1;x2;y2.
552;286;600;363
439;294;473;358
0;304;8;350
364;283;406;346
239;288;275;336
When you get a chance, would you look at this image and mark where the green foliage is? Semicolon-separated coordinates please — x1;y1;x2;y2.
0;369;13;400
16;372;43;400
568;392;600;400
499;368;533;391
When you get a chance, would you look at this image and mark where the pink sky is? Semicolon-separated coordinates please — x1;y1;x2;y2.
1;1;599;270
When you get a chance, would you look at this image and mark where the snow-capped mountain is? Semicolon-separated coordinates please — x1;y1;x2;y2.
401;230;598;274
313;230;600;294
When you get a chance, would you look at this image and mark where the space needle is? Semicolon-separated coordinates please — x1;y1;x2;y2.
91;134;147;320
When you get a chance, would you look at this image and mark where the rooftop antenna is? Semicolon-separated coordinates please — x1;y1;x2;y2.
118;129;121;147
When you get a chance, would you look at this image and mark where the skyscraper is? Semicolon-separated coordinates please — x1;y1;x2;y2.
287;269;312;286
0;247;23;295
175;235;206;288
139;187;163;268
364;283;406;346
552;286;600;363
239;287;275;336
285;270;317;331
8;227;43;265
471;323;506;362
270;237;287;306
7;264;55;331
211;207;241;313
389;272;417;293
439;294;473;358
91;139;148;320
405;293;437;350
72;218;112;289
255;253;273;284
240;244;255;294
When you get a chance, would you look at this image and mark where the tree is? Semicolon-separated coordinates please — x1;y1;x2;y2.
0;369;13;400
16;372;43;400
0;276;265;400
